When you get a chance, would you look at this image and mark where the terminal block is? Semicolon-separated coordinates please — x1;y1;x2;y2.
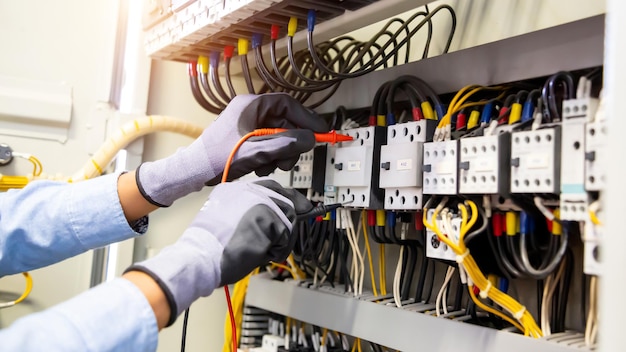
510;127;561;194
585;121;607;192
459;133;511;195
425;209;460;262
291;149;314;189
379;120;436;210
423;140;459;195
332;126;385;208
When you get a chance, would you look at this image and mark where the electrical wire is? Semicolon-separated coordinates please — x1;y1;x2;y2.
0;272;33;309
424;200;543;337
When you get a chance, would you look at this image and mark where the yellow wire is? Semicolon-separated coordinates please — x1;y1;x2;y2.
379;244;387;295
357;339;362;352
0;272;33;308
468;285;525;333
287;254;306;279
28;156;43;176
362;210;378;297
270;262;298;280
321;328;328;345
423;201;543;338
286;317;291;335
589;210;602;226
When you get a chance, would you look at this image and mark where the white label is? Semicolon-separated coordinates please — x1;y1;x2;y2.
434;162;455;174
475;158;495;172
397;158;412;170
526;154;550;169
347;160;361;171
297;164;312;173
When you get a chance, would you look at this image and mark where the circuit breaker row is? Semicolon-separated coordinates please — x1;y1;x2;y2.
267;98;604;274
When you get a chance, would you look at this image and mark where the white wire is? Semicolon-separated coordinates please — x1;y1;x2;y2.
393;246;404;308
351;211;365;295
541;258;566;336
436;266;455;317
534;196;555;221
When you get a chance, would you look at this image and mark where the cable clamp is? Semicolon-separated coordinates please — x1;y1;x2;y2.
514;305;526;320
455;249;470;264
479;281;492;299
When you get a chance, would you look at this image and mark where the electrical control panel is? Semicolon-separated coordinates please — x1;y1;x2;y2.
324;145;338;204
425;209;460;262
379;120;436;210
585;121;607;191
423;140;459;195
510;127;561;194
267;168;292;188
459;133;511;195
332;126;385;208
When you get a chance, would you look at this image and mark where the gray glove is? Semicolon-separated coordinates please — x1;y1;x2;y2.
125;178;313;326
136;93;328;207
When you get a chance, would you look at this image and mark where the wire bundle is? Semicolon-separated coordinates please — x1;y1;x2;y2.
188;5;456;111
424;198;543;337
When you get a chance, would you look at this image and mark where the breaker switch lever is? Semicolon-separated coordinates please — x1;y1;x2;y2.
459;161;470;170
381;162;391;170
585;151;596;161
334;163;343;171
511;157;520;167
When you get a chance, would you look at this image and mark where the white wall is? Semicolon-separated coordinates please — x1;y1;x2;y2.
0;0;121;327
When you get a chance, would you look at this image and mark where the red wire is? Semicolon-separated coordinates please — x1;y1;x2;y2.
224;285;237;352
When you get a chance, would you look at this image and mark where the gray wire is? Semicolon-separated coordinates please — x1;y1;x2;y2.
519;225;569;280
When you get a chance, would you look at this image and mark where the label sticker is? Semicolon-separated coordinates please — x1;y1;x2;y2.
397;159;412;170
526;154;550;169
347;160;361;171
298;164;312;173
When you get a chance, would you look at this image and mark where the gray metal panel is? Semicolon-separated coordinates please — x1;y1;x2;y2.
313;15;605;113
247;274;583;352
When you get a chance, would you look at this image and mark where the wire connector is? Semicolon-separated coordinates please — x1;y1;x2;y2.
307;10;316;32
209;52;220;68
270;24;280;40
238;38;249;56
223;46;235;60
197;56;209;74
251;33;263;49
288;17;298;37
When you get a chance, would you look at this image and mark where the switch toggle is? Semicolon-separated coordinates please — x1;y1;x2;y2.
381;161;391;170
334;163;343;170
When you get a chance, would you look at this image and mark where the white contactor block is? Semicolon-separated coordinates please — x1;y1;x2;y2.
585;121;607;191
510;127;561;194
583;221;602;276
560;98;598;220
425;209;461;262
267;168;292;188
324;146;338;204
423;140;459;195
379;121;434;210
333;126;385;208
459;133;511;195
291;149;314;189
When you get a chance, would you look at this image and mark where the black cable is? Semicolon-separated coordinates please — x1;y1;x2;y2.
224;56;237;98
181;308;190;352
209;53;232;102
240;53;256;94
198;69;228;109
422;4;433;59
188;68;222;114
414;246;429;302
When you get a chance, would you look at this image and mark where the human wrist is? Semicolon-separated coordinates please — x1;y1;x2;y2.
125;228;223;325
122;270;171;330
136;140;217;207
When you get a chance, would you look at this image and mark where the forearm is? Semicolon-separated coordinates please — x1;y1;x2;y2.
0;173;148;276
118;171;159;223
0;278;158;352
123;271;171;329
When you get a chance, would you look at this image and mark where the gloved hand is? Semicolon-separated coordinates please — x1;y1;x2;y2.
136;93;328;207
125;178;313;326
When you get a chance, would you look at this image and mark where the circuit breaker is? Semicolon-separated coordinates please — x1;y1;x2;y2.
585;121;607;192
510;127;561;194
560;98;598;220
332;126;385;208
423;140;459;195
379;120;436;210
584;221;602;276
459;133;511;195
291;149;314;189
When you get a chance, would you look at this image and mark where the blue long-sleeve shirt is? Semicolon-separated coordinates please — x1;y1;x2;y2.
0;173;158;351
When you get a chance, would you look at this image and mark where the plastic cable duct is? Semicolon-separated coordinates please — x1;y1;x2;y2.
70;116;203;182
